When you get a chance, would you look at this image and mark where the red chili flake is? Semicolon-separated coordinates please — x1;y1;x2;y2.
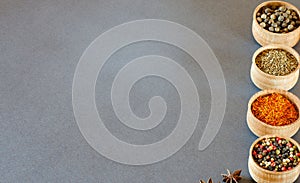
251;93;299;126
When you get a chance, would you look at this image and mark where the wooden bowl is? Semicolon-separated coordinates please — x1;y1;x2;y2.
250;44;300;91
248;135;300;183
247;89;300;137
252;1;300;47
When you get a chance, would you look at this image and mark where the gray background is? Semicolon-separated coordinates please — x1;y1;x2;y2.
1;0;300;182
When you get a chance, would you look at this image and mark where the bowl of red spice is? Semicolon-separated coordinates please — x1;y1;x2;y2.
252;1;300;47
250;44;300;91
248;135;300;183
247;89;300;137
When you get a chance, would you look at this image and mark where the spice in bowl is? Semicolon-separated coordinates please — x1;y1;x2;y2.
252;136;300;172
251;93;299;126
256;5;300;33
255;49;298;76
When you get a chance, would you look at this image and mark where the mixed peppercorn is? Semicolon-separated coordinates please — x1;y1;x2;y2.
252;136;300;172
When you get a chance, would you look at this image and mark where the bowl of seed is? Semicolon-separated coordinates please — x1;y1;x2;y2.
252;0;300;47
247;89;300;137
250;44;300;90
248;135;300;183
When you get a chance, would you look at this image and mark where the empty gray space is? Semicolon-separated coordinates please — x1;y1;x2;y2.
1;0;300;182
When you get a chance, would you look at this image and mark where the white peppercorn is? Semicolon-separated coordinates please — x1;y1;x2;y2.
288;24;294;30
265;8;272;14
261;14;267;19
260;22;267;28
285;18;290;24
278;16;285;21
272;23;278;28
257;17;263;23
270;14;277;19
268;19;274;25
279;6;286;12
282;22;288;28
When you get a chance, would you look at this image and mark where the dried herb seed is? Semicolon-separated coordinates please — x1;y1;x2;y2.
255;49;298;76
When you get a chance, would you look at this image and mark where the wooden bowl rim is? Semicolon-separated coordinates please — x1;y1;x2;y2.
252;44;300;79
248;89;300;129
253;0;300;36
249;134;300;175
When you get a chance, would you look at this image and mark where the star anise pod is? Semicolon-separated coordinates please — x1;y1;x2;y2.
221;169;242;183
199;178;220;183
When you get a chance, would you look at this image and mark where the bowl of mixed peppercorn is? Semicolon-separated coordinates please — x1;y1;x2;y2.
249;135;300;183
252;1;300;47
247;89;300;137
250;44;300;91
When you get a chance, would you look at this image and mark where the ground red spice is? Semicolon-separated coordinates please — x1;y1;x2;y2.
251;93;299;126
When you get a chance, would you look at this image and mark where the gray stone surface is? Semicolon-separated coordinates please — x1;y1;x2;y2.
1;0;300;182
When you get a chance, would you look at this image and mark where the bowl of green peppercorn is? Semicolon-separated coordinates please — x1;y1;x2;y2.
252;1;300;47
249;135;300;183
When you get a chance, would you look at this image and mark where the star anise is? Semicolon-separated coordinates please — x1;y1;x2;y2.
199;178;220;183
221;169;242;183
